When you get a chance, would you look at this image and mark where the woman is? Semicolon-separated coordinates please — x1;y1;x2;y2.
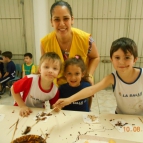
40;1;100;87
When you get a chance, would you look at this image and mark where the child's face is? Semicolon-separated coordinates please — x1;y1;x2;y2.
39;59;61;82
2;56;8;63
64;65;84;87
110;48;137;73
51;6;74;38
24;56;32;64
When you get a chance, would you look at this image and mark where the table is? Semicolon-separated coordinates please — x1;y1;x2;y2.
0;105;143;143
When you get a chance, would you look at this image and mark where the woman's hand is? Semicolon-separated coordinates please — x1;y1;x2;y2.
19;106;32;117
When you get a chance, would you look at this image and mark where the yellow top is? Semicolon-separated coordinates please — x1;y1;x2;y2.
41;28;90;86
22;63;36;75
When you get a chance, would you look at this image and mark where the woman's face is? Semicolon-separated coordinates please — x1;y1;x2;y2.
51;6;74;38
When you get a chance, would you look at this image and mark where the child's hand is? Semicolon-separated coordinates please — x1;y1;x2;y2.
54;98;71;108
54;106;61;112
19;106;32;117
52;104;61;112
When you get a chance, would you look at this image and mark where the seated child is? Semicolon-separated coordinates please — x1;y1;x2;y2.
0;51;16;95
55;37;143;115
0;50;4;79
0;50;4;97
11;52;62;117
22;53;36;77
59;55;91;112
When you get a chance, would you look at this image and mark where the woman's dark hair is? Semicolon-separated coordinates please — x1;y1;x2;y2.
50;1;73;19
110;37;138;58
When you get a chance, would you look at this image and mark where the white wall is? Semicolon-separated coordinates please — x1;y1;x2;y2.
1;0;143;83
33;0;49;64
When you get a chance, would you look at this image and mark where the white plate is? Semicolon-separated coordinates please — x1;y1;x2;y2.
83;114;99;124
109;118;133;132
0;114;5;122
33;111;52;122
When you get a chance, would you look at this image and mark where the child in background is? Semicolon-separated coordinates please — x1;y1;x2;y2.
55;37;143;115
0;50;4;79
0;51;16;95
22;53;36;77
11;52;62;117
59;55;91;112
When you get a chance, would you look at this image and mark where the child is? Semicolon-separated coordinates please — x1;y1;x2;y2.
55;37;143;115
0;51;16;95
22;53;36;77
0;50;4;79
11;52;62;117
59;55;91;112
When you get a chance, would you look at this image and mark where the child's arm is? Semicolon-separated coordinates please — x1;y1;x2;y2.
55;74;114;108
0;71;2;78
22;64;25;78
3;72;9;77
11;85;32;117
50;90;61;112
31;65;36;74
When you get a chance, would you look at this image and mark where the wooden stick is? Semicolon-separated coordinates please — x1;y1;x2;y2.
31;120;40;128
9;122;17;129
40;128;46;138
9;118;22;129
45;125;55;141
138;117;143;123
11;118;19;141
48;107;56;114
62;112;66;116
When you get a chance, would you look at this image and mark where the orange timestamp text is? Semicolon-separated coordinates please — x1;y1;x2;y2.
123;126;142;132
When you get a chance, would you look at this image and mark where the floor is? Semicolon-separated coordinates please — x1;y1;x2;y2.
0;88;117;115
0;88;14;105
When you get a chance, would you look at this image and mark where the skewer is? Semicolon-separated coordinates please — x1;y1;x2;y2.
9;118;22;129
9;122;17;129
11;118;19;141
62;112;66;116
45;125;55;141
31;120;40;128
40;128;46;138
48;107;57;114
138;117;143;123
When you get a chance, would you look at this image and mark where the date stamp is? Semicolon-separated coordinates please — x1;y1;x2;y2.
123;126;142;132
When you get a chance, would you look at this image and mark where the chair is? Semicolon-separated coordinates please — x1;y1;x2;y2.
8;64;22;96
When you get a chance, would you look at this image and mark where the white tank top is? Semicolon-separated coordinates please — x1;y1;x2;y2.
112;68;143;115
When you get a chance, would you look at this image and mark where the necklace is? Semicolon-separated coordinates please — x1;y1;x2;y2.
65;48;68;51
62;46;70;52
